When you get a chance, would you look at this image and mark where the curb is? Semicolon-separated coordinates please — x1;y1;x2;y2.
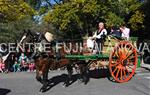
140;63;150;71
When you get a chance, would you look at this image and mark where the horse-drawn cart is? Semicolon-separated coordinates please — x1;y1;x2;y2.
16;30;140;92
65;35;139;83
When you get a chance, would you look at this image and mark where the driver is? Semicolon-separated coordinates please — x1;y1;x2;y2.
92;22;107;42
87;22;107;54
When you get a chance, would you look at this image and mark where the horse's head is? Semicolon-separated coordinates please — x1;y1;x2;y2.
21;29;54;43
20;29;39;44
16;29;41;57
20;29;55;58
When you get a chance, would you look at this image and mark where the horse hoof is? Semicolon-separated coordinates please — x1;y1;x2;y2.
62;84;67;88
39;88;45;93
62;83;68;88
77;79;82;84
39;87;47;93
84;81;88;85
62;85;66;88
39;88;43;92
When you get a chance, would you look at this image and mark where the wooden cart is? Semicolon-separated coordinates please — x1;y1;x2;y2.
65;35;138;83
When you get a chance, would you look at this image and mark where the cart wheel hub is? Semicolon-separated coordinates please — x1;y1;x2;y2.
123;60;128;66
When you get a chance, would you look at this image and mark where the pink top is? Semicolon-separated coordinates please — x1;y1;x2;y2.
0;63;5;69
121;27;130;40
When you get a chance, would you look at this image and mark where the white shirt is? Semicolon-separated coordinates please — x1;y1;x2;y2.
121;27;130;40
93;29;107;39
87;38;94;48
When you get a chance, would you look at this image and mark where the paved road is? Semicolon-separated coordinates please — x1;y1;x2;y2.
0;69;150;95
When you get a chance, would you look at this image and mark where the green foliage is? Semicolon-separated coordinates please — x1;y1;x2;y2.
105;12;124;27
0;17;36;43
0;0;146;42
43;0;145;38
0;0;35;22
25;0;41;10
129;10;145;31
142;0;150;36
43;0;108;38
0;0;37;42
38;6;49;15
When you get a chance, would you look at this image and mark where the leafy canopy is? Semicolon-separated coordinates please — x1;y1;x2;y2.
0;0;35;22
43;0;144;38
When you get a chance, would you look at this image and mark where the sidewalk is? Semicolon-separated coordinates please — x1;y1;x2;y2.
141;63;150;70
138;58;150;71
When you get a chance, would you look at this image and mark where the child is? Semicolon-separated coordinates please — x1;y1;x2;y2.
0;57;5;73
13;57;20;72
28;62;35;72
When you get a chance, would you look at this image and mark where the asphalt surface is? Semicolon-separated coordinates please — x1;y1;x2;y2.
0;68;150;95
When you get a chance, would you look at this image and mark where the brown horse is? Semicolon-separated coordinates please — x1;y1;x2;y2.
21;29;88;92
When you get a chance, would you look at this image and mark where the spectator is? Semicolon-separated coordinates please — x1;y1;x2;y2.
5;53;16;73
0;57;5;73
13;57;20;72
28;61;35;72
119;25;130;40
19;53;28;71
19;53;27;61
21;60;28;71
110;26;121;37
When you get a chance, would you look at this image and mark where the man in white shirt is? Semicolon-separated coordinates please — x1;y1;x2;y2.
89;22;107;53
93;22;107;40
120;25;130;40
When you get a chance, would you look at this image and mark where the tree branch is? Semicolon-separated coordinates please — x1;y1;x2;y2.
53;0;60;5
45;0;53;8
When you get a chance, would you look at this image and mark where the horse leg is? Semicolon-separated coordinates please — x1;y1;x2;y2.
40;65;49;92
79;62;89;85
40;69;49;92
64;64;73;87
36;64;48;85
36;69;43;84
82;65;89;85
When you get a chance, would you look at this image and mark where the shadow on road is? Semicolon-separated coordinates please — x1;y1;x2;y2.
88;68;116;83
41;68;115;92
0;88;11;95
89;68;111;78
41;74;79;92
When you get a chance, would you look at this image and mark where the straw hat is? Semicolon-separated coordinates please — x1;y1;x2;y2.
44;32;54;42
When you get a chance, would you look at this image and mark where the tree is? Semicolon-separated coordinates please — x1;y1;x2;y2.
0;17;36;43
105;0;144;30
43;0;107;38
43;0;145;39
142;0;150;37
0;0;35;22
24;0;42;10
0;0;38;43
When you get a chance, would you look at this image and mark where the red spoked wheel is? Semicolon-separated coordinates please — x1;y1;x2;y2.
109;41;137;83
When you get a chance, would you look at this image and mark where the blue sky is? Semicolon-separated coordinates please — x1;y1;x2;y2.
50;0;56;4
41;0;57;6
